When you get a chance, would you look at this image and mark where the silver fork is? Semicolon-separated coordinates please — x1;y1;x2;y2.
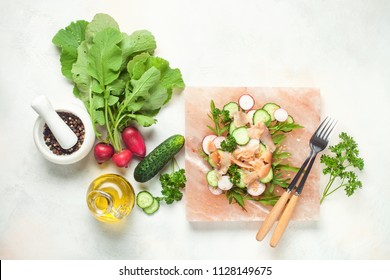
256;117;337;246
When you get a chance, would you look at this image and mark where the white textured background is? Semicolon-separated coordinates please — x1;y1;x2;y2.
0;0;389;259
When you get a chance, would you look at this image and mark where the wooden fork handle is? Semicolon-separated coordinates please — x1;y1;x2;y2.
270;194;299;247
256;191;291;241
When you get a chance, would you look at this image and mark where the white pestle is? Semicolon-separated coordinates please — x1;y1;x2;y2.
31;95;78;150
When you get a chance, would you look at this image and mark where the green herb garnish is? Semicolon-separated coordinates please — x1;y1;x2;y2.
320;132;364;204
207;100;231;136
226;187;247;210
221;135;237;152
157;159;186;205
227;164;241;186
269;122;303;146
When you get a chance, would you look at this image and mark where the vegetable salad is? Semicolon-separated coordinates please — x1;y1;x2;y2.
201;94;303;209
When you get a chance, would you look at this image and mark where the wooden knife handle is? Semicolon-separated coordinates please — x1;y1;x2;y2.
256;191;291;241
269;194;299;247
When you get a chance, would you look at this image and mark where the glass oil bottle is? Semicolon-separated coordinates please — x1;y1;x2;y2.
86;174;135;223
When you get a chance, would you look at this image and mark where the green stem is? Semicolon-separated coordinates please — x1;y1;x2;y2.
112;114;128;151
323;184;348;198
173;157;180;170
104;98;118;151
87;94;102;141
108;106;121;151
320;176;336;204
324;176;335;194
171;158;175;173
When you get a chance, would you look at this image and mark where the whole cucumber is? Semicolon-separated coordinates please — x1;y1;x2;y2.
134;135;185;182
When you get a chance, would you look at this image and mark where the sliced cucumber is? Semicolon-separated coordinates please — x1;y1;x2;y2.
253;109;271;126
229;122;237;135
280;116;295;132
208;156;217;168
232;127;250;145
259;168;274;183
206;170;219;187
143;198;160;215
237;169;246;188
286;115;294;124
223;102;239;117
262;103;280;121
136;191;154;209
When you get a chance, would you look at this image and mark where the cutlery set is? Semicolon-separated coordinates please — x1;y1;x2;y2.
256;117;337;247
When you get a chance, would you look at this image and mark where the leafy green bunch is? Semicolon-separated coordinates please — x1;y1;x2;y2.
52;14;185;151
320;132;364;203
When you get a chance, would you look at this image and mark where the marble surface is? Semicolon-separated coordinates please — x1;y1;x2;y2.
0;0;389;259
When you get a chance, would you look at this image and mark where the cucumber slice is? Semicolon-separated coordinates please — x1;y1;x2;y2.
237;169;246;188
286;115;294;124
229;122;237;135
136;191;154;209
253;109;271;126
223;102;239;117
259;168;274;183
232;127;250;145
262;103;280;121
143;198;160;215
208;156;217;168
206;170;219;187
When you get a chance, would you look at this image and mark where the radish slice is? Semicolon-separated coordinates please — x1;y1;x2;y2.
202;135;217;155
274;108;288;122
238;94;255;110
213;136;226;149
208;185;223;195
247;109;256;122
218;175;233;190
247;181;266;196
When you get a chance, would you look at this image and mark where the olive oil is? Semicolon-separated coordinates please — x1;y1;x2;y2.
86;174;135;223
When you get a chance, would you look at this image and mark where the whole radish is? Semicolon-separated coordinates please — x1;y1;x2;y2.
112;149;133;168
94;142;114;164
122;127;146;158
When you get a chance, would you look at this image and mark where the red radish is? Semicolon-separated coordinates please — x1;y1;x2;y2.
213;136;226;149
208;185;223;195
218;175;233;190
122;127;146;158
202;135;217;155
274;108;288;122
246;109;256;123
112;149;133;168
247;181;266;196
94;142;114;164
238;94;255;110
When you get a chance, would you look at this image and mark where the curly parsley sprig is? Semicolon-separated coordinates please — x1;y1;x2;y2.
157;158;186;204
320;132;364;204
207;100;231;136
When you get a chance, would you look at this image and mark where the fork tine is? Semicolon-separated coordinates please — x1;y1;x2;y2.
314;116;329;137
323;120;337;141
316;117;331;138
317;117;333;139
319;118;335;139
